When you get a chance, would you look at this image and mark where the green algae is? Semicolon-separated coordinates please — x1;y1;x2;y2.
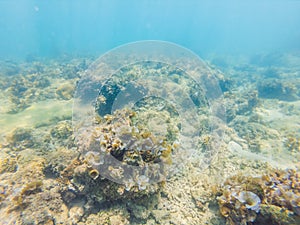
0;100;72;136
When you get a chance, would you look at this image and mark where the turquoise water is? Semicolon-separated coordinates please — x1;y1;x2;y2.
1;0;300;59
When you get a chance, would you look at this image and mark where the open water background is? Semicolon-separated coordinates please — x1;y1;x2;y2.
0;0;300;60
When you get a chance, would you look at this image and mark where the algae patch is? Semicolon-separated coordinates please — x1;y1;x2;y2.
0;100;72;136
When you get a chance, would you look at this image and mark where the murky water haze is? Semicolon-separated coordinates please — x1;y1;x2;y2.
0;0;300;60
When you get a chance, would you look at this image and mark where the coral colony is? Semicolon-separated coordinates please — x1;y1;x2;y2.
217;169;300;224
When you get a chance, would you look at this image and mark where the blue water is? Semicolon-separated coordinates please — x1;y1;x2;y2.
0;0;300;60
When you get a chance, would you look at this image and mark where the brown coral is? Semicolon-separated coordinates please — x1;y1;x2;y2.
217;169;300;225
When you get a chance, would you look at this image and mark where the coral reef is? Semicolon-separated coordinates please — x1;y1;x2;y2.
0;61;20;76
48;120;75;149
257;79;299;101
78;205;130;225
0;153;17;174
225;90;260;123
60;156;162;203
284;133;300;153
0;58;86;113
69;106;176;205
77;77;182;191
55;82;75;100
217;169;300;225
7;127;35;150
91;108;174;167
50;121;73;139
0;54;300;224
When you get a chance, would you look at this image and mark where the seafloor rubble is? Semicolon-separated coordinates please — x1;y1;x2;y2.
0;52;299;225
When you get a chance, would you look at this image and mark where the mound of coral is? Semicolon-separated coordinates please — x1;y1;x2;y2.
217;169;300;225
